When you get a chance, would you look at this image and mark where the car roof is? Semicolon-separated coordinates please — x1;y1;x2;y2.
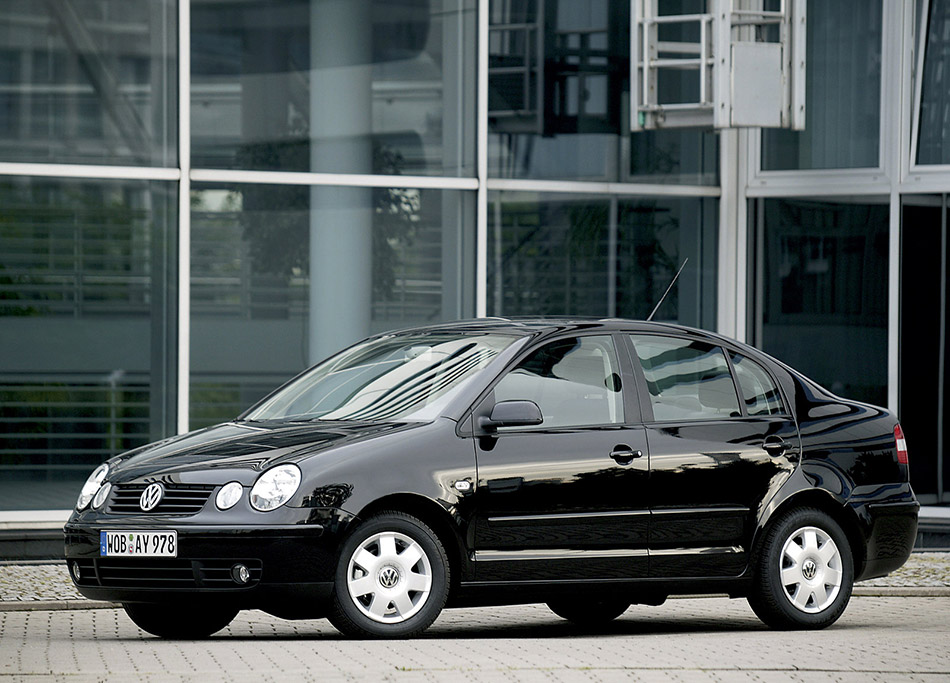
383;317;738;345
380;318;789;373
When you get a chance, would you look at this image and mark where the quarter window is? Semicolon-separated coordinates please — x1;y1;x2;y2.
493;336;624;428
631;335;740;421
731;353;786;416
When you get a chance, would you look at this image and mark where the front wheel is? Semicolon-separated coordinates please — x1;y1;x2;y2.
123;603;238;639
748;507;854;630
328;511;449;638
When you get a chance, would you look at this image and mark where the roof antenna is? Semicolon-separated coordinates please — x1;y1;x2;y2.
646;258;689;322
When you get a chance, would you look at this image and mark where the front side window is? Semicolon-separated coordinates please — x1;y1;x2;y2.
493;335;624;428
631;335;740;421
731;353;785;416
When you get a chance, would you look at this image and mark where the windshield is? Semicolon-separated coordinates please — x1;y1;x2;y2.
243;332;518;422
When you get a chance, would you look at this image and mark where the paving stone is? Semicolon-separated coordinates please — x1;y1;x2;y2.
2;597;948;682
1;553;949;681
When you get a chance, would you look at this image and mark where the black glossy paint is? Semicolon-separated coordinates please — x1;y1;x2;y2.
644;417;799;577
473;423;651;580
64;318;919;617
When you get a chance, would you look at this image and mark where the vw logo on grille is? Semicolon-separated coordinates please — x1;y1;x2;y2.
378;566;400;589
139;483;165;512
802;559;818;581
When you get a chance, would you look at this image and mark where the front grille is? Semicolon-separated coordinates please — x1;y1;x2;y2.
71;558;263;590
107;483;215;515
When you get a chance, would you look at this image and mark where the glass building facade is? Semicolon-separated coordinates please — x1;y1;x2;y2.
1;0;950;512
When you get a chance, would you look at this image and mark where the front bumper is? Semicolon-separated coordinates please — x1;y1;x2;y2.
63;507;355;611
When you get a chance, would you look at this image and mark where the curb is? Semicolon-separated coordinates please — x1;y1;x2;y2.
0;599;120;612
853;586;950;597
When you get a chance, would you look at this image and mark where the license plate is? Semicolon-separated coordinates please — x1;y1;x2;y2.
100;530;177;557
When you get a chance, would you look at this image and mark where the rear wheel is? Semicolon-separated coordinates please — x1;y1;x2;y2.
748;508;853;630
123;603;238;639
328;512;449;638
547;598;630;627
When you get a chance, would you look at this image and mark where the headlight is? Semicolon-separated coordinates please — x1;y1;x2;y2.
76;464;109;511
92;482;112;510
216;481;244;510
249;465;301;511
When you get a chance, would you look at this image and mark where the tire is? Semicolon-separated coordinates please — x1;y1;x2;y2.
748;507;854;630
123;603;238;639
328;511;449;638
547;598;630;627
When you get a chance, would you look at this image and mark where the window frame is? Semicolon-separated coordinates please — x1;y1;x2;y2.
728;350;788;418
754;0;888;179
473;331;640;433
623;332;790;424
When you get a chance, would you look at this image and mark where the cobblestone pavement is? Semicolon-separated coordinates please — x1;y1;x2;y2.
859;552;950;587
0;596;948;681
2;552;948;608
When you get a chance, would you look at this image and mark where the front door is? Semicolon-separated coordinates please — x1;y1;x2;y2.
471;334;651;582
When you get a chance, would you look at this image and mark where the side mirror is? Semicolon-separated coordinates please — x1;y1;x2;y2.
478;400;543;432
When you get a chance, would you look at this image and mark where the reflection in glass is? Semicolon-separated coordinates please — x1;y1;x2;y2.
631;335;739;421
0;178;176;510
487;192;717;328
731;353;785;416
0;0;177;166
190;184;474;429
761;0;882;171
917;0;950;165
487;0;717;183
899;195;947;498
754;198;888;406
246;332;515;422
191;0;475;176
494;335;624;428
628;129;719;185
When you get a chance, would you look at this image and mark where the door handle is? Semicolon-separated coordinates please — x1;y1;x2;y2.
610;445;643;465
762;437;789;456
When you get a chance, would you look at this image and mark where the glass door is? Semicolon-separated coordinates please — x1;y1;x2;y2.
749;196;890;407
900;194;948;503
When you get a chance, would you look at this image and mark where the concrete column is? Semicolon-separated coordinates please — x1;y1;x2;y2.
309;0;374;363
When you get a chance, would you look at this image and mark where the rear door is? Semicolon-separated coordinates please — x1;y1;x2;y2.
626;333;799;578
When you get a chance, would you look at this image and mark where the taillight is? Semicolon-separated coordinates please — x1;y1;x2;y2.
894;424;908;465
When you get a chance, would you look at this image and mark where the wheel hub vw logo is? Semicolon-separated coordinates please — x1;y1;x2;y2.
802;559;818;580
139;483;164;512
378;566;400;589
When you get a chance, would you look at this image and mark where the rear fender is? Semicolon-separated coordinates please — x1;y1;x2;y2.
751;467;867;577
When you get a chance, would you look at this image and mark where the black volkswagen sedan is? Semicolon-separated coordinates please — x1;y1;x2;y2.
64;319;919;638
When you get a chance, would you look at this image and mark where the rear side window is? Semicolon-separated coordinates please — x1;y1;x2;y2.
730;353;786;416
630;335;740;421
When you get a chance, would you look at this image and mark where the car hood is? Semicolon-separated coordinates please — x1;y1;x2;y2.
107;420;422;483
